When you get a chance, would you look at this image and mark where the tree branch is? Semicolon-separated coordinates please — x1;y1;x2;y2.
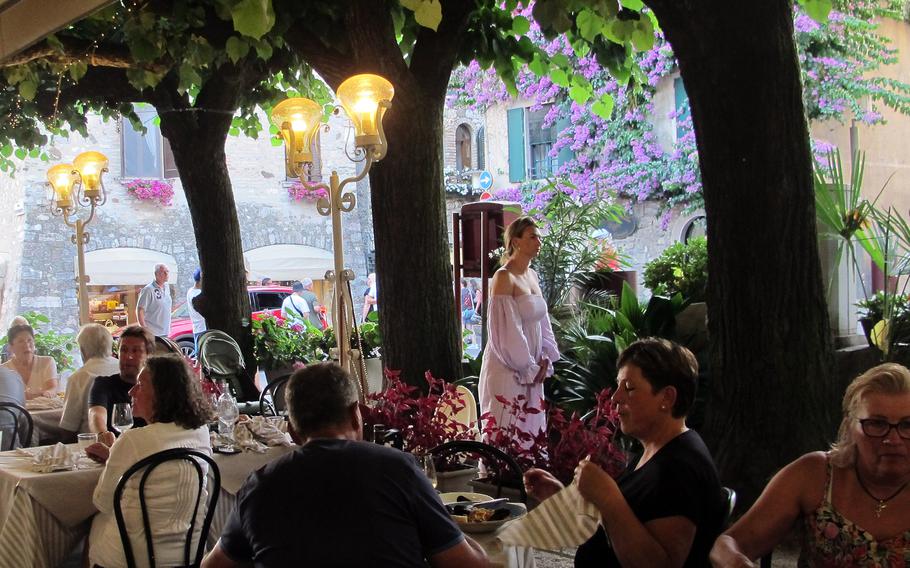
408;0;475;98
1;37;164;72
32;66;149;118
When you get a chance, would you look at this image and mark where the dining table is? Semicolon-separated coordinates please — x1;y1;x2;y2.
0;443;293;568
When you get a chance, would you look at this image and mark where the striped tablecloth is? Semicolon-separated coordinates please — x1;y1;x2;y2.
0;444;293;568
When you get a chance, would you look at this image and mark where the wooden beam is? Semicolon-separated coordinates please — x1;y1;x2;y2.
0;0;114;63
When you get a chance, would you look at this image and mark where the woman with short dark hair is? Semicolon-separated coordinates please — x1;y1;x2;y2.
525;338;726;567
86;354;213;567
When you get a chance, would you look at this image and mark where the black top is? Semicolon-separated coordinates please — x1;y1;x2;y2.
575;430;725;568
219;439;464;567
87;374;146;433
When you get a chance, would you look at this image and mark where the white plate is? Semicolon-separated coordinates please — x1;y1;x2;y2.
456;503;526;534
439;492;492;505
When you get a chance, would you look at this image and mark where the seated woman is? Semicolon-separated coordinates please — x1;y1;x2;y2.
2;323;58;399
525;338;726;567
86;354;213;568
710;363;910;567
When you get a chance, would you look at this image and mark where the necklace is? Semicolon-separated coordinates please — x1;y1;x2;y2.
854;463;909;518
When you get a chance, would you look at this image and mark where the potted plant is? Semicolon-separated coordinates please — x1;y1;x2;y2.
360;370;479;491
356;311;383;393
0;311;77;372
252;313;327;380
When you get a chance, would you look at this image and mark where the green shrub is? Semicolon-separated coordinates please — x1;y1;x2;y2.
0;311;77;371
642;237;708;303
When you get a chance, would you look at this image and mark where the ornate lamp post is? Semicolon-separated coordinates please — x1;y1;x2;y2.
46;151;109;325
271;74;394;398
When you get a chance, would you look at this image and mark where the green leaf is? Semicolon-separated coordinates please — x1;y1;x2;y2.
591;94;615;119
401;0;442;31
128;36;161;62
28;148;40;158
631;16;654;51
14;148;26;160
253;39;273;60
569;85;591;104
800;0;832;23
550;53;570;69
68;61;88;82
1;145;13;158
231;0;276;40
270;137;284;147
225;36;250;64
45;34;64;52
550;68;570;87
576;9;604;42
18;80;37;101
229;126;240;136
529;53;549;76
511;15;530;36
621;0;644;10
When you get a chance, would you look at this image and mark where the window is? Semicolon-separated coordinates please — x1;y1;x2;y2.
121;104;178;178
476;126;486;171
506;104;572;182
253;292;288;311
455;124;472;171
673;77;691;142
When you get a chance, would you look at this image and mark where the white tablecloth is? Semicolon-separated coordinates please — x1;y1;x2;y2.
0;444;292;568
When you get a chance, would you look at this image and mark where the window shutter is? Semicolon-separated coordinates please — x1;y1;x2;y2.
476;126;486;171
162;137;178;178
507;108;526;183
555;117;574;167
674;77;690;141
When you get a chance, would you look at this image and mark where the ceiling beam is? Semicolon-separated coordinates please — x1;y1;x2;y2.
0;0;114;64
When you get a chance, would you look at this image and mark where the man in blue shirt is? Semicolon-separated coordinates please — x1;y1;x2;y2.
202;363;488;568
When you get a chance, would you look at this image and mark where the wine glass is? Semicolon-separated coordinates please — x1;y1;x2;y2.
216;395;240;451
417;454;438;490
112;403;133;435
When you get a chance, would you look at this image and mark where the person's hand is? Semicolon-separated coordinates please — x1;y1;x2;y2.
533;358;549;383
98;431;116;447
524;468;564;502
709;536;758;568
85;442;110;464
575;457;621;510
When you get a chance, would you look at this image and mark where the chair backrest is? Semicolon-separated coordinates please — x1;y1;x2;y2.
0;402;33;451
259;375;290;417
437;386;480;440
429;440;527;503
113;448;220;568
721;486;736;528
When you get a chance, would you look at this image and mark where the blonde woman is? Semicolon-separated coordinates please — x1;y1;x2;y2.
478;216;559;440
710;363;910;567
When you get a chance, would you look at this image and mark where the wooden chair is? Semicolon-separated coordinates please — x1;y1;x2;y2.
0;402;33;450
113;448;220;568
430;440;527;503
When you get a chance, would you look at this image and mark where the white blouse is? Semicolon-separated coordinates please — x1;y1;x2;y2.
1;355;58;395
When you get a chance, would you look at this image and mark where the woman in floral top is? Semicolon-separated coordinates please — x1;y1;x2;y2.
710;363;910;567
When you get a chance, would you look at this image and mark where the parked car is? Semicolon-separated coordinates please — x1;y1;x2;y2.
121;285;293;358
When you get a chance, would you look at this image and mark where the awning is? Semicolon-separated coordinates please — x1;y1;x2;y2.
0;0;115;63
244;244;334;282
80;248;178;286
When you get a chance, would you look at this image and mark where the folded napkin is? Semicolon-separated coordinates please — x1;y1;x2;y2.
26;396;65;410
29;443;77;473
230;424;269;453
498;483;601;550
245;416;292;447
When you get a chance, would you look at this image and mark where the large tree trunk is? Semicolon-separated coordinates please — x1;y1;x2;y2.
158;105;259;401
646;0;837;506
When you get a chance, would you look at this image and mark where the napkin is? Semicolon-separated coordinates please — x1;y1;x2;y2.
26;396;65;410
230;424;268;453
29;443;77;473
497;483;601;550
245;416;292;447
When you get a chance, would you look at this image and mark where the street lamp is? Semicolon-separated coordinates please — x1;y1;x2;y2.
271;73;394;399
47;151;109;325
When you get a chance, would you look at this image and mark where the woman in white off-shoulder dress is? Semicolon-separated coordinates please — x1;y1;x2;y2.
479;216;559;441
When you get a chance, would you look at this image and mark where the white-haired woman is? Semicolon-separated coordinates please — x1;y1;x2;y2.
59;324;120;435
710;363;910;567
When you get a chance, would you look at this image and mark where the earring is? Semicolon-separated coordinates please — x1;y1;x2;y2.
660;405;667;411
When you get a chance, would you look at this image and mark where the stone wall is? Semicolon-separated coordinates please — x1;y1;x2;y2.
442;107;486;171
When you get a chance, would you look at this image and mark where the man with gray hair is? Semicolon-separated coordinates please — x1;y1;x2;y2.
59;324;120;436
136;263;172;336
203;362;488;567
299;278;323;329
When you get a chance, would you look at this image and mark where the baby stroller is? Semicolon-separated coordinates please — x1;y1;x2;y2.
196;330;260;413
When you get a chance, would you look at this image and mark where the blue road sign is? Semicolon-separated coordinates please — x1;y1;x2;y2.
478;170;493;190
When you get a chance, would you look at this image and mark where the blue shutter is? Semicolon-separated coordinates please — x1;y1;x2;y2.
555;116;574;167
674;77;690;141
507;108;526;183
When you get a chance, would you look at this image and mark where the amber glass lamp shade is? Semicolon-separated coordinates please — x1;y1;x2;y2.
73;151;109;198
270;97;323;177
336;74;394;148
47;164;77;209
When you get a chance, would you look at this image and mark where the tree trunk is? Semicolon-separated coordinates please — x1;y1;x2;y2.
158;112;259;401
646;0;837;506
370;93;462;387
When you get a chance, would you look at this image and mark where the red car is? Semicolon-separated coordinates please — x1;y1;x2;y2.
169;285;292;357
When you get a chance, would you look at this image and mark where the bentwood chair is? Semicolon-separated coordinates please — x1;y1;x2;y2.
113;448;220;568
429;440;527;503
0;402;33;450
259;375;291;417
721;486;737;527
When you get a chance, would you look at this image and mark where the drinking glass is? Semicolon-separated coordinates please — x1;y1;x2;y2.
216;395;240;451
77;433;98;449
417;454;438;490
112;403;133;435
